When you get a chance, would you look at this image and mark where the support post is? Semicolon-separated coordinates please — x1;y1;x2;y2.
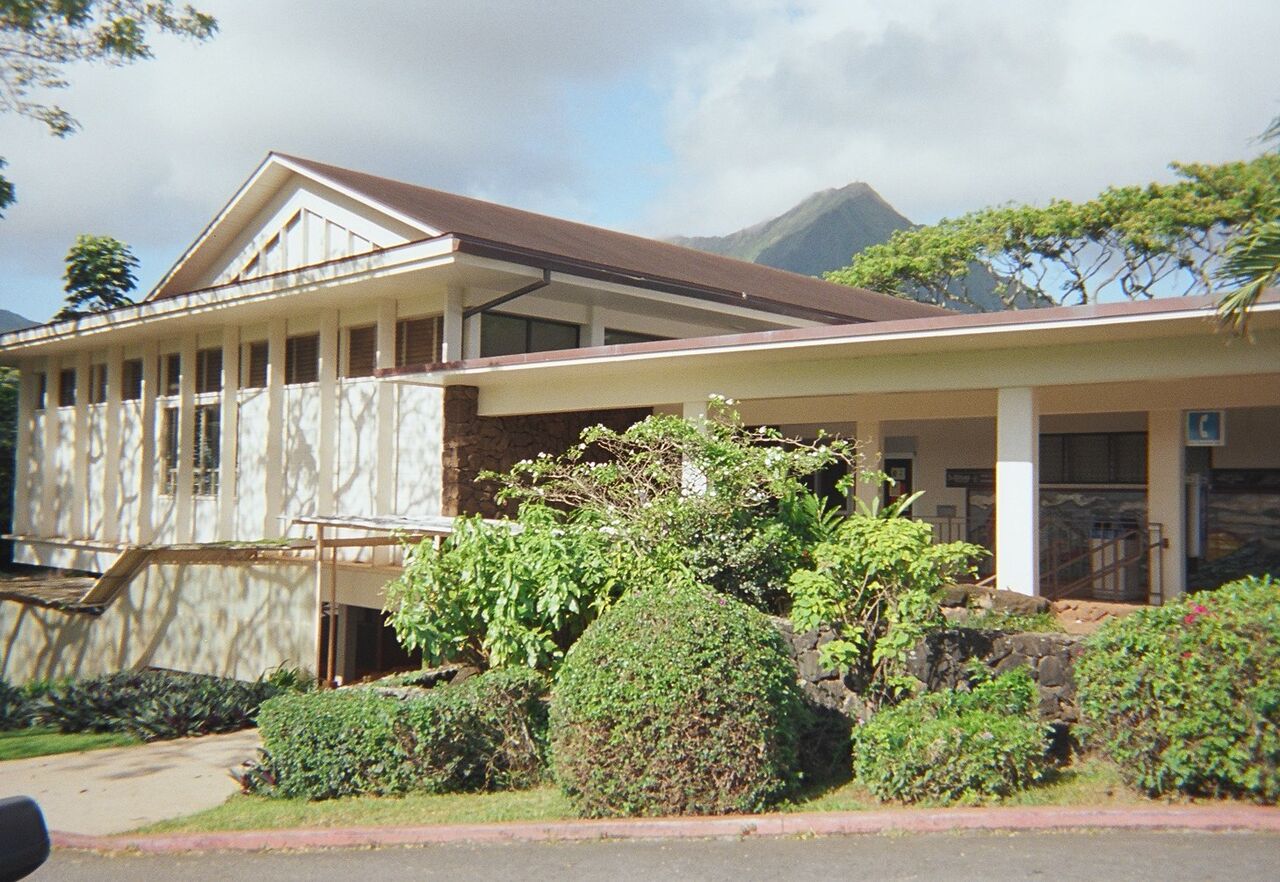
1147;409;1186;600
137;343;157;543
174;336;196;543
13;365;34;535
586;304;606;347
317;310;338;515
39;356;58;538
442;285;464;362
263;319;286;538
996;387;1039;595
71;351;90;538
313;525;326;687
218;326;240;540
101;347;123;544
855;419;882;513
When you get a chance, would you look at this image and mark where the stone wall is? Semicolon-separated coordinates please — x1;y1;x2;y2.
775;618;1085;725
440;386;652;517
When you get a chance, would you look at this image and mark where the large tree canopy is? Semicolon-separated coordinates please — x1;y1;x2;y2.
827;154;1280;316
56;233;138;318
0;0;217;213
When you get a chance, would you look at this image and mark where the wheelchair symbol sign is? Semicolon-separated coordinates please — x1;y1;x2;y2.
1185;410;1224;446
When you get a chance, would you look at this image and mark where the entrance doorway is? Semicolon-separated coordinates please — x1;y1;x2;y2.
883;458;914;509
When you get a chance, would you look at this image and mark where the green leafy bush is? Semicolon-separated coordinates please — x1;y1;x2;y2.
788;509;984;703
852;667;1051;803
488;398;855;612
550;581;805;817
1075;574;1280;802
0;679;33;731
251;667;549;800
385;506;626;671
37;670;277;740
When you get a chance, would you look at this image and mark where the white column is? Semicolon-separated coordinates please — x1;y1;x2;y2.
586;304;606;347
855;419;883;514
218;326;241;540
996;387;1040;595
39;357;58;538
137;343;157;543
1147;410;1186;601
442;285;464;362
13;364;34;535
317;310;338;515
71;351;90;539
101;347;123;544
681;400;708;493
174;337;196;543
374;300;397;516
263;319;286;538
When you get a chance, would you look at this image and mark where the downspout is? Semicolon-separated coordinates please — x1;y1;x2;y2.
461;267;551;320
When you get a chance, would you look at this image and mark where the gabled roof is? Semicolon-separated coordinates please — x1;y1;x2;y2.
255;153;948;324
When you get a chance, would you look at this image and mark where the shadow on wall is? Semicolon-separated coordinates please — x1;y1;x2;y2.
0;561;315;684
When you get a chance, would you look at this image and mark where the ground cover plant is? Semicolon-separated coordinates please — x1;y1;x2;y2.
1076;574;1280;802
852;667;1051;804
247;667;549;800
550;581;805;817
35;669;278;741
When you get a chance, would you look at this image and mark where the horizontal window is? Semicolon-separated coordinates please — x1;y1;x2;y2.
161;353;181;397
346;325;376;378
480;312;580;358
243;341;268;389
121;359;143;401
1040;432;1146;485
89;363;108;404
603;328;666;346
196;347;223;394
33;372;47;411
396;316;443;367
58;367;76;408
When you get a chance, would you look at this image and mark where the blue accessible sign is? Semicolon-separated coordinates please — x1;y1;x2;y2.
1185;410;1225;446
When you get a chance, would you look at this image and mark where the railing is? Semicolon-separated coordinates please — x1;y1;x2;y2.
1040;519;1164;604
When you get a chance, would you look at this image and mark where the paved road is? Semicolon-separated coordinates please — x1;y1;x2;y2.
41;830;1280;881
0;729;258;834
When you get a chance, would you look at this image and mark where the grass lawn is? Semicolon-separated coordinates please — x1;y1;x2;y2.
140;757;1153;834
0;726;139;761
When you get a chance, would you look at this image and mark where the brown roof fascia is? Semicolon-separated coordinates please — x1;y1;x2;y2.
451;235;867;325
375;290;1269;377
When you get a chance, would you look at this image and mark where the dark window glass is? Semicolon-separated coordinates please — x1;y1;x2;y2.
58;367;76;407
603;328;665;346
161;406;179;494
34;372;47;410
395;316;442;366
162;353;181;396
193;404;220;496
244;341;269;389
480;313;580;357
285;333;319;384
121;359;143;401
346;325;376;377
1039;432;1147;485
528;318;579;353
479;313;527;358
88;364;108;404
195;348;223;394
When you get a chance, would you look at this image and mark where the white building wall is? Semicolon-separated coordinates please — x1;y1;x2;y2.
235;389;270;539
84;404;107;539
394;384;444;517
116;402;144;544
281;385;321;523
335;379;381;517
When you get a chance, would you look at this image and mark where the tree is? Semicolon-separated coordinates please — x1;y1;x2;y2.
0;0;217;213
828;154;1280;313
1216;117;1280;333
56;234;138;318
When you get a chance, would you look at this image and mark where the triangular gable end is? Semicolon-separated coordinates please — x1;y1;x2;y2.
148;153;440;300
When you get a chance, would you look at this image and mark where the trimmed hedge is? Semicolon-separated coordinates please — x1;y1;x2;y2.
251;667;549;800
1076;574;1280;802
37;670;277;741
550;582;805;817
852;667;1051;804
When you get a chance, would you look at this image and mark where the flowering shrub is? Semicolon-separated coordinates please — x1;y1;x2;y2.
1076;574;1280;802
852;667;1050;803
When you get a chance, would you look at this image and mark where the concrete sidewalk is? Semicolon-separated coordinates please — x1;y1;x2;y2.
53;804;1280;854
0;728;259;835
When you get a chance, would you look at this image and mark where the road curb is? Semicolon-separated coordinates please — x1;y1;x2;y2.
51;805;1280;854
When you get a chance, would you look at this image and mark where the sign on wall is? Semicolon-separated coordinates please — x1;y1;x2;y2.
1186;410;1225;447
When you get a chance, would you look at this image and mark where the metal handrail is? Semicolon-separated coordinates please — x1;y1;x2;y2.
1040;520;1163;602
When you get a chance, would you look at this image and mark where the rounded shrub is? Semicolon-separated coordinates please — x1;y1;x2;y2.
852;667;1050;804
1075;574;1280;802
550;581;805;817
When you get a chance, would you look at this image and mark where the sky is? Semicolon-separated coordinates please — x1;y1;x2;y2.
2;0;1278;322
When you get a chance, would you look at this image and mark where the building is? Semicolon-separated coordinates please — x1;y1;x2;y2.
1;153;1277;684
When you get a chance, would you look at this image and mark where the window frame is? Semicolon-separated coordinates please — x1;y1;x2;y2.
479;311;581;358
284;333;320;385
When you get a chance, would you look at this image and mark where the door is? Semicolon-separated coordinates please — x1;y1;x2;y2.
883;458;914;509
